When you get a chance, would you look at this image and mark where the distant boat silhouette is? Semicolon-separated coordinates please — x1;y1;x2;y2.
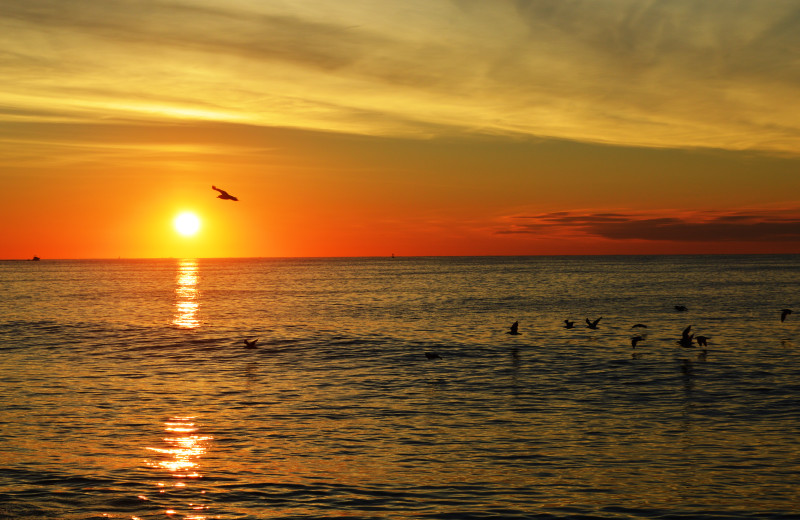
675;305;688;312
425;352;441;360
243;338;259;349
212;185;239;201
586;317;602;329
564;319;575;329
508;321;520;335
781;309;793;322
31;255;40;261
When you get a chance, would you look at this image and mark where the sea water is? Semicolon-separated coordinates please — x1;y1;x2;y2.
1;256;799;519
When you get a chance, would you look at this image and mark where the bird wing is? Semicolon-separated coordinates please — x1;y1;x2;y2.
212;185;236;198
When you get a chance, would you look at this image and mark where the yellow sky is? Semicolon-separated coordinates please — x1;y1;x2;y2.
2;0;800;258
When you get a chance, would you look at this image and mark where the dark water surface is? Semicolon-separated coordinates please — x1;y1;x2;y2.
1;256;799;519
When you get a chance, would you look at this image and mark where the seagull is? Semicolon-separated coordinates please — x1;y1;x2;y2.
675;305;688;312
564;319;575;329
631;323;648;329
695;335;709;347
425;352;441;360
508;321;520;335
212;185;239;201
243;338;259;349
631;335;644;348
781;309;793;322
586;317;602;329
678;325;694;348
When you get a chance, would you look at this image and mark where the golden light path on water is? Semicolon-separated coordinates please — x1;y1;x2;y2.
173;260;200;329
142;416;213;519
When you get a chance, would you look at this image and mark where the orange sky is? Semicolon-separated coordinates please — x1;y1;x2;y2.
2;1;800;259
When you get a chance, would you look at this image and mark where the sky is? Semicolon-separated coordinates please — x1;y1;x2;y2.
2;0;800;258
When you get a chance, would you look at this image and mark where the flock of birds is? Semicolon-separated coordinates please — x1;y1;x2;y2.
239;306;794;361
421;306;794;362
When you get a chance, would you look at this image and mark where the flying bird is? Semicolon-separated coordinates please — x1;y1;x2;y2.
631;335;644;348
425;352;441;360
781;309;793;322
243;338;259;349
675;305;688;312
212;185;239;201
631;323;647;329
696;335;709;347
564;319;575;329
508;321;520;335
586;317;602;329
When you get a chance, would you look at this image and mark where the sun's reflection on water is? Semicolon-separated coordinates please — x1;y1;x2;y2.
144;416;214;519
173;260;200;329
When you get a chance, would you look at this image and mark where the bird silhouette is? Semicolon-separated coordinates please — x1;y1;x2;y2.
212;185;239;201
695;335;709;347
564;319;575;329
781;309;793;322
675;305;688;312
508;321;520;335
243;338;259;349
425;352;441;360
631;323;647;329
631;335;643;348
678;325;694;348
586;317;602;329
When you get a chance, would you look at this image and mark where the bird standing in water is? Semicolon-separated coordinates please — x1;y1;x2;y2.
678;326;694;348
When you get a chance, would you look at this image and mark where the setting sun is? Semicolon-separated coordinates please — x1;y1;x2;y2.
174;212;201;237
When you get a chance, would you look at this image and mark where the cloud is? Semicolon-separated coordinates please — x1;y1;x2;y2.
500;209;800;242
1;0;800;152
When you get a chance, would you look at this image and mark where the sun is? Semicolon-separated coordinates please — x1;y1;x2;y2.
174;212;201;237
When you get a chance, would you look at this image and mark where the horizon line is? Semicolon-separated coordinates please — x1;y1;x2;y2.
4;252;799;262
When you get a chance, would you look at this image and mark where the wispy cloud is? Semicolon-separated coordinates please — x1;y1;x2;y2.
2;0;799;152
499;208;800;242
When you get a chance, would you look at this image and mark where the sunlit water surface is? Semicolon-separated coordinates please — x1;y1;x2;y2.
1;256;799;519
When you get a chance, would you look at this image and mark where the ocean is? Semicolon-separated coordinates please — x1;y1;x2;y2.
1;255;799;520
